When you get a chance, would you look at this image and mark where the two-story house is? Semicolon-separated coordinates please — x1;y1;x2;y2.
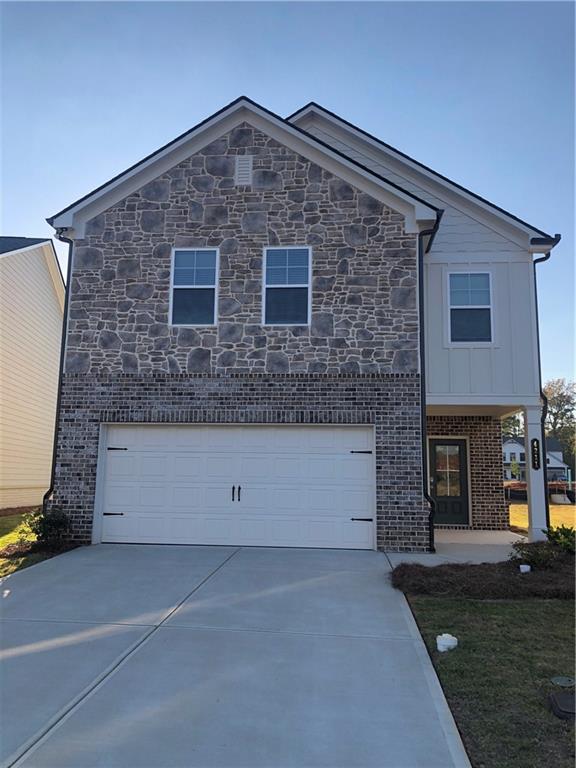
503;436;569;481
45;97;559;551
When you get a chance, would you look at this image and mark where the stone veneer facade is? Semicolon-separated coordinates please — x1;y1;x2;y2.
66;124;419;375
51;122;432;551
427;415;508;530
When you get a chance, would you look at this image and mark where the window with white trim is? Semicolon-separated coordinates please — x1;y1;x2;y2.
449;272;492;342
171;249;218;325
263;247;311;325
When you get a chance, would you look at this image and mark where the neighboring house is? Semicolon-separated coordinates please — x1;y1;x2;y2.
503;436;569;481
0;237;64;508
45;97;559;551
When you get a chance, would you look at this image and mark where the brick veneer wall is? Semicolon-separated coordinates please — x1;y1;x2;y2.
65;123;419;376
427;415;507;529
52;373;430;551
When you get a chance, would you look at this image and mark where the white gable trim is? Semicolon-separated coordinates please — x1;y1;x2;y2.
49;99;438;237
0;240;64;310
289;105;553;249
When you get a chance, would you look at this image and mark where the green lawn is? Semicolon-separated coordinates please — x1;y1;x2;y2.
0;512;48;578
410;597;575;768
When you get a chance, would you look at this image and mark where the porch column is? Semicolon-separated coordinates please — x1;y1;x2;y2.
523;405;548;541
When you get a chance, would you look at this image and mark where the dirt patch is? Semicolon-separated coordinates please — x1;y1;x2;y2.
392;557;574;600
0;506;38;518
0;540;77;561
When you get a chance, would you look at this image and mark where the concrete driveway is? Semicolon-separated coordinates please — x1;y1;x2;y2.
1;545;469;768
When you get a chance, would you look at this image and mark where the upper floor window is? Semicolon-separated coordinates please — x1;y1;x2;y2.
449;272;492;343
170;249;218;326
263;247;311;325
510;452;516;461
519;452;526;462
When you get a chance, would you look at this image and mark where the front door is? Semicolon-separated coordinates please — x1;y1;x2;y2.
429;439;469;525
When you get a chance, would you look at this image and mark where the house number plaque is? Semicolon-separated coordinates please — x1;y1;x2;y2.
530;438;541;470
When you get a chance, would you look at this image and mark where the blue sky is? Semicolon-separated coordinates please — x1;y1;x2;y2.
1;1;574;380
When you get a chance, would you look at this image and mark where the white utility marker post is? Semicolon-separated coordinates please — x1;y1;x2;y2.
523;405;548;541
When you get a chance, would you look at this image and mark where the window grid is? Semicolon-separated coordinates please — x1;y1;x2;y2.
448;271;493;344
263;247;311;326
170;248;218;326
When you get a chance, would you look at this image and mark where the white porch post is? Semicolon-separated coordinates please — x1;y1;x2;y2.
523;405;548;541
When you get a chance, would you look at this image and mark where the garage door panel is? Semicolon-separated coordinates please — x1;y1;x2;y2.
173;456;203;481
101;426;374;549
106;453;136;478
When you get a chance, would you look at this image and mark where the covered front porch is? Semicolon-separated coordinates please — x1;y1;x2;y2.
426;403;548;542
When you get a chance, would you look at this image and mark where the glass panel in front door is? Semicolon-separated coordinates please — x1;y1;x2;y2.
434;445;461;497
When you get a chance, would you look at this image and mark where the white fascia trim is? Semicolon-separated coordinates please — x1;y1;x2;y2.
0;241;51;259
426;394;542;406
42;241;66;311
51;100;438;237
289;106;547;248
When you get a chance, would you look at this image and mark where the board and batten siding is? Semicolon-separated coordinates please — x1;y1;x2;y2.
298;117;540;401
0;245;63;507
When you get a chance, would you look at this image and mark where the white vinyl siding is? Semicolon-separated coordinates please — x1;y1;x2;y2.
0;246;63;506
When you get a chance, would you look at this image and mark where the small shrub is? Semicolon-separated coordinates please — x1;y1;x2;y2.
544;525;576;555
510;540;562;569
24;507;71;549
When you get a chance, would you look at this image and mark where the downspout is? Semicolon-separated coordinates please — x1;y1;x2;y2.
531;233;561;529
42;228;74;514
418;210;444;552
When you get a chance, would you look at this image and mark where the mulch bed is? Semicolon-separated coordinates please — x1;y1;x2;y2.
391;557;574;600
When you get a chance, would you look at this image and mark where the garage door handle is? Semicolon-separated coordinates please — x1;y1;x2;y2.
350;450;372;454
103;513;124;516
238;485;241;501
232;485;236;501
350;518;373;522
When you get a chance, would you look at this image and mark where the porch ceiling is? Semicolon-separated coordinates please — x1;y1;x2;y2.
426;404;522;418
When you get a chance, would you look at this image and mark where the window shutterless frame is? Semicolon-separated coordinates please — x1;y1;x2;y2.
262;246;312;326
169;247;219;327
446;270;494;346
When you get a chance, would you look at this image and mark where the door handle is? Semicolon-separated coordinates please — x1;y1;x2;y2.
238;485;241;501
232;485;236;501
350;518;373;522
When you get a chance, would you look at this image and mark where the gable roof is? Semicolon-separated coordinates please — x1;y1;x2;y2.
48;96;439;237
288;102;560;247
502;435;565;455
0;237;49;255
0;237;65;308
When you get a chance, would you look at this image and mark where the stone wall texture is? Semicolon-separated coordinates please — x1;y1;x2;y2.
66;123;419;376
53;373;430;551
427;414;508;529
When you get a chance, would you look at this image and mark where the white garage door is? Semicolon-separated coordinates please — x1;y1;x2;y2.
98;425;375;549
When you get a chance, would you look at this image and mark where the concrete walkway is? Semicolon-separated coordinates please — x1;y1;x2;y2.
386;529;525;568
1;545;470;768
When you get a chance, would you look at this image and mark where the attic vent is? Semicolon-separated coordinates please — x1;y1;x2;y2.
235;156;253;186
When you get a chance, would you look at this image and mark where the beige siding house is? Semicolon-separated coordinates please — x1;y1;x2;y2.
0;237;64;508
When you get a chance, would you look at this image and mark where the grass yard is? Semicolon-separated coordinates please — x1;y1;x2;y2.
509;503;576;531
0;511;49;578
410;597;575;768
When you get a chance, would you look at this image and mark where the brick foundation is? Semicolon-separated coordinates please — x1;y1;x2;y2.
427;414;507;529
52;372;430;551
